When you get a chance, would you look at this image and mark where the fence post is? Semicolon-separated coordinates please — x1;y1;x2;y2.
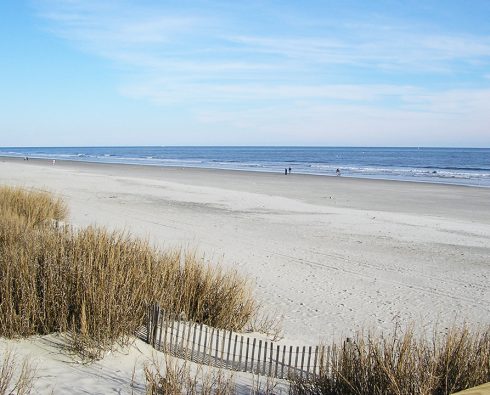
168;317;175;354
240;336;245;371
158;309;164;350
281;345;286;378
190;323;197;360
257;340;262;375
197;323;203;361
180;319;186;356
300;346;306;378
202;326;209;364
214;329;220;365
152;305;159;347
269;342;273;377
313;345;319;378
220;329;226;365
185;321;192;359
175;317;182;356
262;341;267;375
232;335;238;370
226;331;232;369
294;346;300;375
274;344;280;378
306;346;312;378
251;338;257;373
207;327;214;365
245;338;250;372
162;311;170;352
146;305;150;343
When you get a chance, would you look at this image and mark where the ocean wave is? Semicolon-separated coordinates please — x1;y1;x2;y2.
1;147;489;187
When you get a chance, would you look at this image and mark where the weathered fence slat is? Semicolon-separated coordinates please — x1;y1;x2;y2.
157;310;163;350
191;323;197;360
257;340;262;374
202;326;209;364
262;341;267;375
226;330;232;368
281;345;286;378
141;305;334;379
313;345;318;378
307;346;312;377
208;327;214;365
244;337;250;372
197;323;203;360
214;329;220;365
274;344;280;378
152;305;159;346
294;346;299;374
162;311;170;352
168;318;175;353
239;336;245;371
269;342;273;376
180;319;186;355
174;318;181;355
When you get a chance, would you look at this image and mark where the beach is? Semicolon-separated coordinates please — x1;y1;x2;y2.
1;156;489;344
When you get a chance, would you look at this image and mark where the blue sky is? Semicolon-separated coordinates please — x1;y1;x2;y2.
1;1;490;147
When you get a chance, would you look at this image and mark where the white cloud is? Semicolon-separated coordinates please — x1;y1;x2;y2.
31;0;490;145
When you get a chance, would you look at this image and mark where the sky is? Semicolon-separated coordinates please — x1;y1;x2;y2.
1;1;490;147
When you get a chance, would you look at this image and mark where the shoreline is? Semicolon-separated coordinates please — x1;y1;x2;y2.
1;155;489;344
2;155;489;222
2;153;489;188
1;153;488;189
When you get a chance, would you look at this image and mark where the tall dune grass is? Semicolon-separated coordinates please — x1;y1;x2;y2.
290;325;490;395
0;186;67;226
0;186;256;357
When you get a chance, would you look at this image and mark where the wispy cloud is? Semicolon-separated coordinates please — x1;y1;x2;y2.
31;0;490;145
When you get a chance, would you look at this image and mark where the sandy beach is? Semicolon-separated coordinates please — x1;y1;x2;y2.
1;156;489;344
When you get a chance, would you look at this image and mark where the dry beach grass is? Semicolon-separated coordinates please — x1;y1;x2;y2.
0;349;35;395
0;186;256;358
291;326;490;395
1;185;489;394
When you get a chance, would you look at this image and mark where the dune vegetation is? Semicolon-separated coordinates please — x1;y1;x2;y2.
0;186;256;358
291;325;490;395
1;186;489;394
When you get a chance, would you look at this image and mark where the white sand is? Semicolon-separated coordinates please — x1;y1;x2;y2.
1;157;489;393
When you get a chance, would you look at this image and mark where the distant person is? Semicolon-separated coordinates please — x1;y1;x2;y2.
52;159;56;165
288;167;291;174
336;168;341;176
284;168;288;175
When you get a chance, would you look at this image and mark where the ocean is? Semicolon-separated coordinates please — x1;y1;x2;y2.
1;146;490;187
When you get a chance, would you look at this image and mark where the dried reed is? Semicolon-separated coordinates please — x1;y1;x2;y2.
0;186;256;358
144;354;236;395
0;349;36;395
0;185;67;226
290;325;490;395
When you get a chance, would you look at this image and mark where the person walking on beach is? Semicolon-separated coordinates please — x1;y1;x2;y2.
284;168;288;175
336;168;341;176
288;167;291;174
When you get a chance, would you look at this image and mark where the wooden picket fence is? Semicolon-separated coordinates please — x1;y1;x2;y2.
137;304;335;380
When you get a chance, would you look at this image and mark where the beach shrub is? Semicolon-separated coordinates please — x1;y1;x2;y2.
0;186;256;357
290;325;490;395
